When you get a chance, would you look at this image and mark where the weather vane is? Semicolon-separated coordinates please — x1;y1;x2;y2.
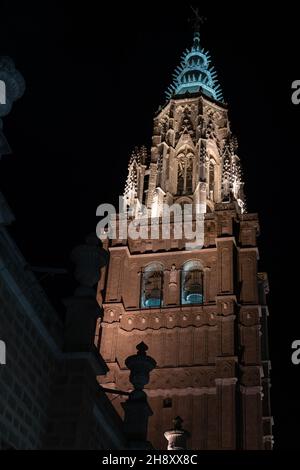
189;6;207;33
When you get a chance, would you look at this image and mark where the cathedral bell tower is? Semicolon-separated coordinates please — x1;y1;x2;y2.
97;29;273;450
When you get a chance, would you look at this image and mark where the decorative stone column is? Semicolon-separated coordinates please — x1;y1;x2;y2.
164;416;190;450
166;264;179;305
122;342;156;449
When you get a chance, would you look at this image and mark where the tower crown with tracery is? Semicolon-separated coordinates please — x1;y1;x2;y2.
123;32;246;217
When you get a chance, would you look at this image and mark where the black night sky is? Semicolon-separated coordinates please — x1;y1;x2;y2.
0;1;299;450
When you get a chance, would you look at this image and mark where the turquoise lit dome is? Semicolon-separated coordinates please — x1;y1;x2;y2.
165;32;223;102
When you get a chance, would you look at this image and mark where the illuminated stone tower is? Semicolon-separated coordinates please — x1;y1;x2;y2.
97;30;272;450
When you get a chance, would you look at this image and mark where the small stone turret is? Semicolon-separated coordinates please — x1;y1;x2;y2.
164;416;190;450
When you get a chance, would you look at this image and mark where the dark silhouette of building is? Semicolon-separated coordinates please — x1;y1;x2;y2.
0;57;158;450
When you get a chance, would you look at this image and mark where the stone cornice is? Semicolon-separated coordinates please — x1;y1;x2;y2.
215;378;238;386
146;387;216;397
239;385;262;395
102;302;220;330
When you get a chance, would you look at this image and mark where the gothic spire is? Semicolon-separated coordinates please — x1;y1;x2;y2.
221;138;246;213
123;146;147;212
165;29;223;103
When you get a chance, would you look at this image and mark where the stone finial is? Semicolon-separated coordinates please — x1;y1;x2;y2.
172;416;183;430
0;56;25;117
122;343;156;448
136;341;148;355
70;232;108;295
125;342;156;394
164;416;190;450
63;233;108;352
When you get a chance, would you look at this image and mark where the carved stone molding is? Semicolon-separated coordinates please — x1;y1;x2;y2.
239;306;260;326
215;358;237;378
103;303;124;323
147;387;216;397
216;296;237;316
104;365;217;391
240;366;261;387
118;307;218;331
215;377;237;386
239;385;263;395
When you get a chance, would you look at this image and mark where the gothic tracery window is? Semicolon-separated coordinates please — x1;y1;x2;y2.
177;160;184;194
186;161;193;193
181;260;204;305
141;263;164;308
177;154;193;195
209;161;215;196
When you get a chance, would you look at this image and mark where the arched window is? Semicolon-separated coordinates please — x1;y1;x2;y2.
209;161;215;195
186;162;193;193
181;260;204;305
177;162;184;194
177;155;193;195
141;263;164;308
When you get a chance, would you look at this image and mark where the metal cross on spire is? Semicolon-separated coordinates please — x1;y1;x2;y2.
189;6;207;33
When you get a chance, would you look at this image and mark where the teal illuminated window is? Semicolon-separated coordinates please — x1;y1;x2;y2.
181;261;204;305
141;263;164;308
